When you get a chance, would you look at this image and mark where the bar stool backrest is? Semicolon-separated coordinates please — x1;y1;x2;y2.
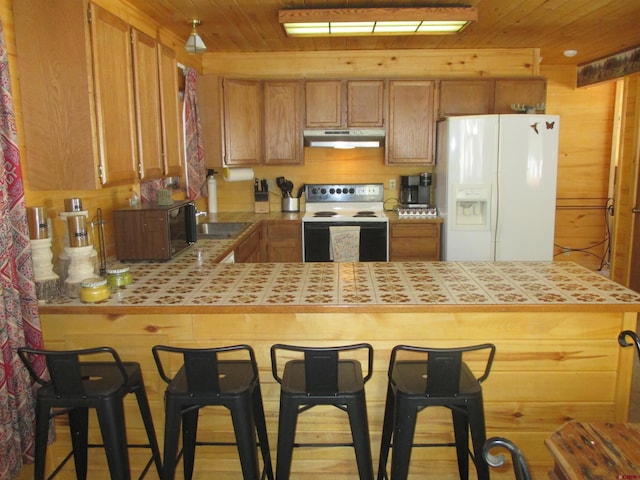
18;346;128;397
389;343;496;397
152;344;258;394
271;343;374;395
304;350;339;394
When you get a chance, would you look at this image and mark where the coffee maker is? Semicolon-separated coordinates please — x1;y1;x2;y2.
400;173;431;207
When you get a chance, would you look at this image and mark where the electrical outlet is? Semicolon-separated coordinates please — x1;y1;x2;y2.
389;178;397;190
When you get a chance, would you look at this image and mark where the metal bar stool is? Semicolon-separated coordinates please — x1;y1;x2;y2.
377;343;496;480
270;343;374;480
17;346;162;480
483;437;532;480
152;344;274;480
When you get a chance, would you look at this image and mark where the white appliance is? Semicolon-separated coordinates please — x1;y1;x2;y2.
302;184;388;262
435;114;560;261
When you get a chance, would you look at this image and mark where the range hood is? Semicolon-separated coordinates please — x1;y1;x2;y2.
303;129;385;148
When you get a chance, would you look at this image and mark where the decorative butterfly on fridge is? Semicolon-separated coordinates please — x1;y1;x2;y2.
530;121;555;134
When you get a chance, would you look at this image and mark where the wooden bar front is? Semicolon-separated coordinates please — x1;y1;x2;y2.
36;307;638;479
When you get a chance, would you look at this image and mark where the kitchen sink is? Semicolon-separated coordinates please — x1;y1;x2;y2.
197;222;251;239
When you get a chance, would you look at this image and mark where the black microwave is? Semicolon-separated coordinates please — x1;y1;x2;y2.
113;200;197;261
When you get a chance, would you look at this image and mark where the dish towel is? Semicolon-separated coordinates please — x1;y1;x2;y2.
329;226;360;262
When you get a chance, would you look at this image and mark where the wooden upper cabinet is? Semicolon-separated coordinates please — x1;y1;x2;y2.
132;29;163;180
263;81;303;165
158;45;184;177
438;80;494;118
305;80;385;128
13;0;137;189
347;80;385;127
494;79;547;113
89;5;138;186
222;79;263;166
387;80;436;165
305;80;343;128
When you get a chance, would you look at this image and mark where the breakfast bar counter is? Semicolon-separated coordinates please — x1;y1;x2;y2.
37;255;640;479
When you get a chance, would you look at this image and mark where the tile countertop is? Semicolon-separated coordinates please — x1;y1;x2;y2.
40;240;640;313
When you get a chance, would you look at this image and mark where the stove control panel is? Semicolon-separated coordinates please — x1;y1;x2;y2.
305;183;384;203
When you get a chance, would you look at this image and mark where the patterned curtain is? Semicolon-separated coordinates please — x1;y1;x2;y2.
0;17;46;480
184;68;207;200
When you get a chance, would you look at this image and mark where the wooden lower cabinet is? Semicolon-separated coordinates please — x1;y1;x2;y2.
264;221;302;262
235;225;262;262
390;221;441;261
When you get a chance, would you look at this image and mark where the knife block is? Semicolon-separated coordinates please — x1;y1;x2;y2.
254;200;270;214
254;191;270;213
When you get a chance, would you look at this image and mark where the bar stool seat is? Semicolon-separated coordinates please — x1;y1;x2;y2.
17;346;162;480
270;343;374;480
152;344;273;480
377;343;496;480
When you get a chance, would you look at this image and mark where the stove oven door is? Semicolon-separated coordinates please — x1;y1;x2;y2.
303;221;388;262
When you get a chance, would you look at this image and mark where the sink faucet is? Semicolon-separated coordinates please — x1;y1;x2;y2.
195;209;207;218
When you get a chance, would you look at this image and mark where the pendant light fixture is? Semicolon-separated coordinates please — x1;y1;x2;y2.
185;19;207;54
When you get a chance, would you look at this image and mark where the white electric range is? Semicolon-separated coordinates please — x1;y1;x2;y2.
302;183;388;262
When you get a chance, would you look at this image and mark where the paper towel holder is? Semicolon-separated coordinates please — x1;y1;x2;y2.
223;167;255;182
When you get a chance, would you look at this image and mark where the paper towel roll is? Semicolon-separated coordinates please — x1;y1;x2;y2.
223;167;255;182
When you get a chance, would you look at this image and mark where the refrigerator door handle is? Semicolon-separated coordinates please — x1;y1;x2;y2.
633;207;640;214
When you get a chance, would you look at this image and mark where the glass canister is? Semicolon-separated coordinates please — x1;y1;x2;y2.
106;266;133;290
79;277;110;303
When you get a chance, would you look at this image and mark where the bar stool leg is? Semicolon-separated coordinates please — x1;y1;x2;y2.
346;394;374;480
182;407;200;480
377;385;396;480
68;407;89;480
162;397;183;480
34;401;51;480
252;383;275;480
452;409;470;480
468;397;490;480
132;383;163;476
230;394;260;480
96;397;131;480
275;396;299;480
389;397;418;480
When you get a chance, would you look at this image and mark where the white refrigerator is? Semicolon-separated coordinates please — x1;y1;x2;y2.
435;114;560;261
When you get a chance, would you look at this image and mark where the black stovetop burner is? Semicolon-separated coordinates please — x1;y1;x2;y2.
354;211;377;217
313;211;338;217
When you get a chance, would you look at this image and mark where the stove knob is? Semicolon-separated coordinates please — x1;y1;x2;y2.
311;187;318;195
349;187;355;194
321;188;327;194
330;188;335;194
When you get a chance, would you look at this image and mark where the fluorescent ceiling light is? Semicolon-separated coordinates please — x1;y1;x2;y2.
279;7;478;37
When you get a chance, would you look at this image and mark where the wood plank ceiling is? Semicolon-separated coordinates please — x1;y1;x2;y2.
126;0;640;67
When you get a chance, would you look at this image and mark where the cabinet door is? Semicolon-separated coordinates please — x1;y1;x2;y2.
159;45;184;177
266;222;302;262
235;226;262;263
264;81;303;165
90;4;138;185
13;0;99;190
438;80;493;118
305;80;344;128
132;29;163;180
389;223;440;261
387;80;436;165
347;80;385;127
222;79;262;166
494;79;547;113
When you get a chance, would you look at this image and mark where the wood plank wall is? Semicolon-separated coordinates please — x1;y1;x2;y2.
611;74;640;285
0;0;622;273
